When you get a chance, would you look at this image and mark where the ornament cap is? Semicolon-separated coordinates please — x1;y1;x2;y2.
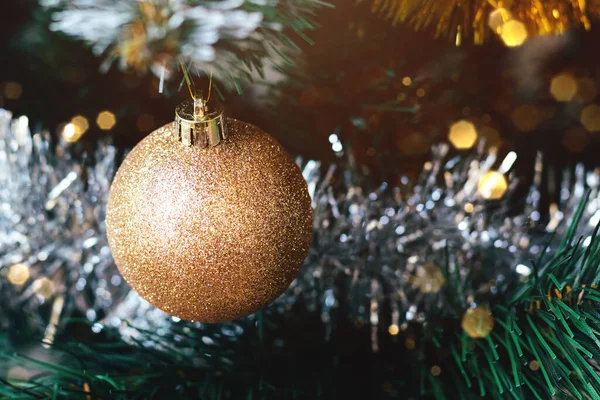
174;96;227;147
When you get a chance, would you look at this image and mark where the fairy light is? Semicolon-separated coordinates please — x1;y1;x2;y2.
512;105;541;132
8;263;29;285
500;20;528;47
63;115;89;142
96;111;117;130
448;120;477;150
32;277;55;299
529;360;540;371
576;77;597;103
581;104;600;132
136;114;155;132
488;8;512;33
562;127;589;153
550;73;578;102
3;81;23;100
478;171;508;200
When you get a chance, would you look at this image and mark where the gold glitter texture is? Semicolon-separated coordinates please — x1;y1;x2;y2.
368;0;597;44
106;119;313;322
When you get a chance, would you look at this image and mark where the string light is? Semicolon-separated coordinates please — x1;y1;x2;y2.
448;120;477;150
478;171;508;200
550;73;578;102
581;104;600;132
8;263;29;285
512;105;541;132
3;81;23;100
63;115;89;142
500;20;528;47
32;278;55;299
96;111;117;130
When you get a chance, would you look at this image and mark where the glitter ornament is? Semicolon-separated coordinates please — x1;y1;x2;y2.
106;96;312;323
461;307;495;339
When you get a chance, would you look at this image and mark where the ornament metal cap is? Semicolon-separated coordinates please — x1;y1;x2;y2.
174;96;227;147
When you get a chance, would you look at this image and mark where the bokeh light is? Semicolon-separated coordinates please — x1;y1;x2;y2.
3;81;23;100
500;20;528;47
396;132;431;155
461;307;495;338
479;126;502;149
562;126;589;153
478;171;508;200
511;105;541;132
488;8;512;33
63;115;89;143
410;263;445;294
96;111;117;130
581;104;600;132
448;120;478;150
137;113;155;132
8;263;29;285
529;360;540;371
388;324;399;335
550;73;578;102
33;277;55;299
576;77;597;103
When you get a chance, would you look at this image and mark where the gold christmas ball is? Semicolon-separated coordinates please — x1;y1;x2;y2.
461;306;495;339
106;110;312;322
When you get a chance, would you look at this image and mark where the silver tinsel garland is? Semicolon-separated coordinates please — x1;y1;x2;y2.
1;109;599;359
0;110;127;343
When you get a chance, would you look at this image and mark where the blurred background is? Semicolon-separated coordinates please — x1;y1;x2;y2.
2;0;600;198
3;2;600;399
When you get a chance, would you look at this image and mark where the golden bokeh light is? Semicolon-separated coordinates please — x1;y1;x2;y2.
478;171;508;200
63;115;89;143
32;277;55;299
581;104;600;132
576;77;597;103
396;132;431;155
410;263;445;294
405;338;416;350
461;307;495;339
8;263;29;285
416;88;426;97
137;113;155;132
402;77;412;86
529;360;540;371
62;123;76;142
488;8;512;33
479;126;502;149
4;81;23;100
430;366;442;377
562;126;589;153
500;20;528;47
448;120;478;150
511;105;541;132
550;73;578;102
388;324;400;335
464;203;474;213
96;111;117;130
72;115;89;134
